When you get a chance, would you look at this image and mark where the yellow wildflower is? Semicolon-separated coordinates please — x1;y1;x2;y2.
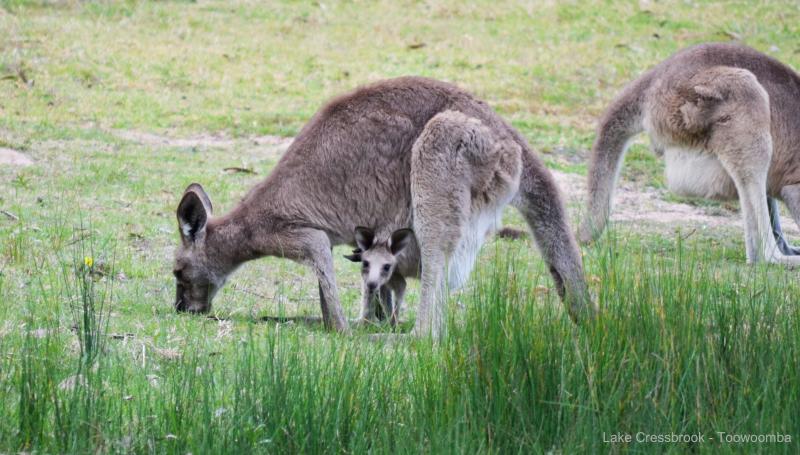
84;256;94;268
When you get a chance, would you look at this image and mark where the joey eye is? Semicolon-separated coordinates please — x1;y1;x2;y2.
362;260;370;270
382;264;391;272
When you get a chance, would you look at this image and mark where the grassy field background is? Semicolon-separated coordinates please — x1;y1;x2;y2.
2;0;800;453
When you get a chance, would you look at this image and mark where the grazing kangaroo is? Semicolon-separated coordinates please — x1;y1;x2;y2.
173;77;595;337
580;43;800;265
344;227;416;327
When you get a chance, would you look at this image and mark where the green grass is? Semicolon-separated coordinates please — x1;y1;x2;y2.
2;234;799;453
2;0;800;453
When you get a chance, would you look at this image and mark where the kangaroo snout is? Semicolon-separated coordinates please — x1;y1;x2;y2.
175;301;209;314
174;294;210;314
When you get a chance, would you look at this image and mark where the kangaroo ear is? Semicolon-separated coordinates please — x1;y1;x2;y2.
177;183;212;244
389;229;414;256
354;226;375;251
185;183;213;214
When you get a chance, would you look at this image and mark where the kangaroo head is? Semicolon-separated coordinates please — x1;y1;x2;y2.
173;183;228;313
346;227;413;294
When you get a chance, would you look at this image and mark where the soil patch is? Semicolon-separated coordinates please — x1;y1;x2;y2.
551;170;800;237
0;147;33;166
112;130;293;151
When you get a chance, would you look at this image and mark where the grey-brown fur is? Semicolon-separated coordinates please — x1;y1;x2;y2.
173;77;595;336
410;110;529;336
347;111;532;330
580;43;800;265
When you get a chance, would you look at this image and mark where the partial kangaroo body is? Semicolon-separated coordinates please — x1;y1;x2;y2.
346;111;526;329
411;111;529;336
173;77;595;336
580;43;800;265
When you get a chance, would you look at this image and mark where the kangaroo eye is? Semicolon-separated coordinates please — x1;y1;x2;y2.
382;264;391;272
362;260;370;269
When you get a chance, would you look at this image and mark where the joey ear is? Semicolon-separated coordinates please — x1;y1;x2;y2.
389;229;414;256
177;183;213;244
344;249;363;262
354;226;375;251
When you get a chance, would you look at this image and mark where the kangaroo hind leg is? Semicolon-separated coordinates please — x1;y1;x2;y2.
410;110;519;338
705;76;800;266
410;112;472;338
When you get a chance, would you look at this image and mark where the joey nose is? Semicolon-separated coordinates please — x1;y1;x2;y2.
367;282;377;292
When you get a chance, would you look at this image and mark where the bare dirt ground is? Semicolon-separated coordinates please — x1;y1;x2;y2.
111;129;293;152
551;169;800;237
0;147;33;166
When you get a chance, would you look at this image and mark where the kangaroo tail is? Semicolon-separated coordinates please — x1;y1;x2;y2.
512;145;597;323
578;76;650;244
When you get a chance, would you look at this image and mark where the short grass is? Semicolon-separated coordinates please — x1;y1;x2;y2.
2;0;800;453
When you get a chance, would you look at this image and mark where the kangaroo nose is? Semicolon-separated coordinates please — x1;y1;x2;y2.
175;285;187;312
367;282;377;291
